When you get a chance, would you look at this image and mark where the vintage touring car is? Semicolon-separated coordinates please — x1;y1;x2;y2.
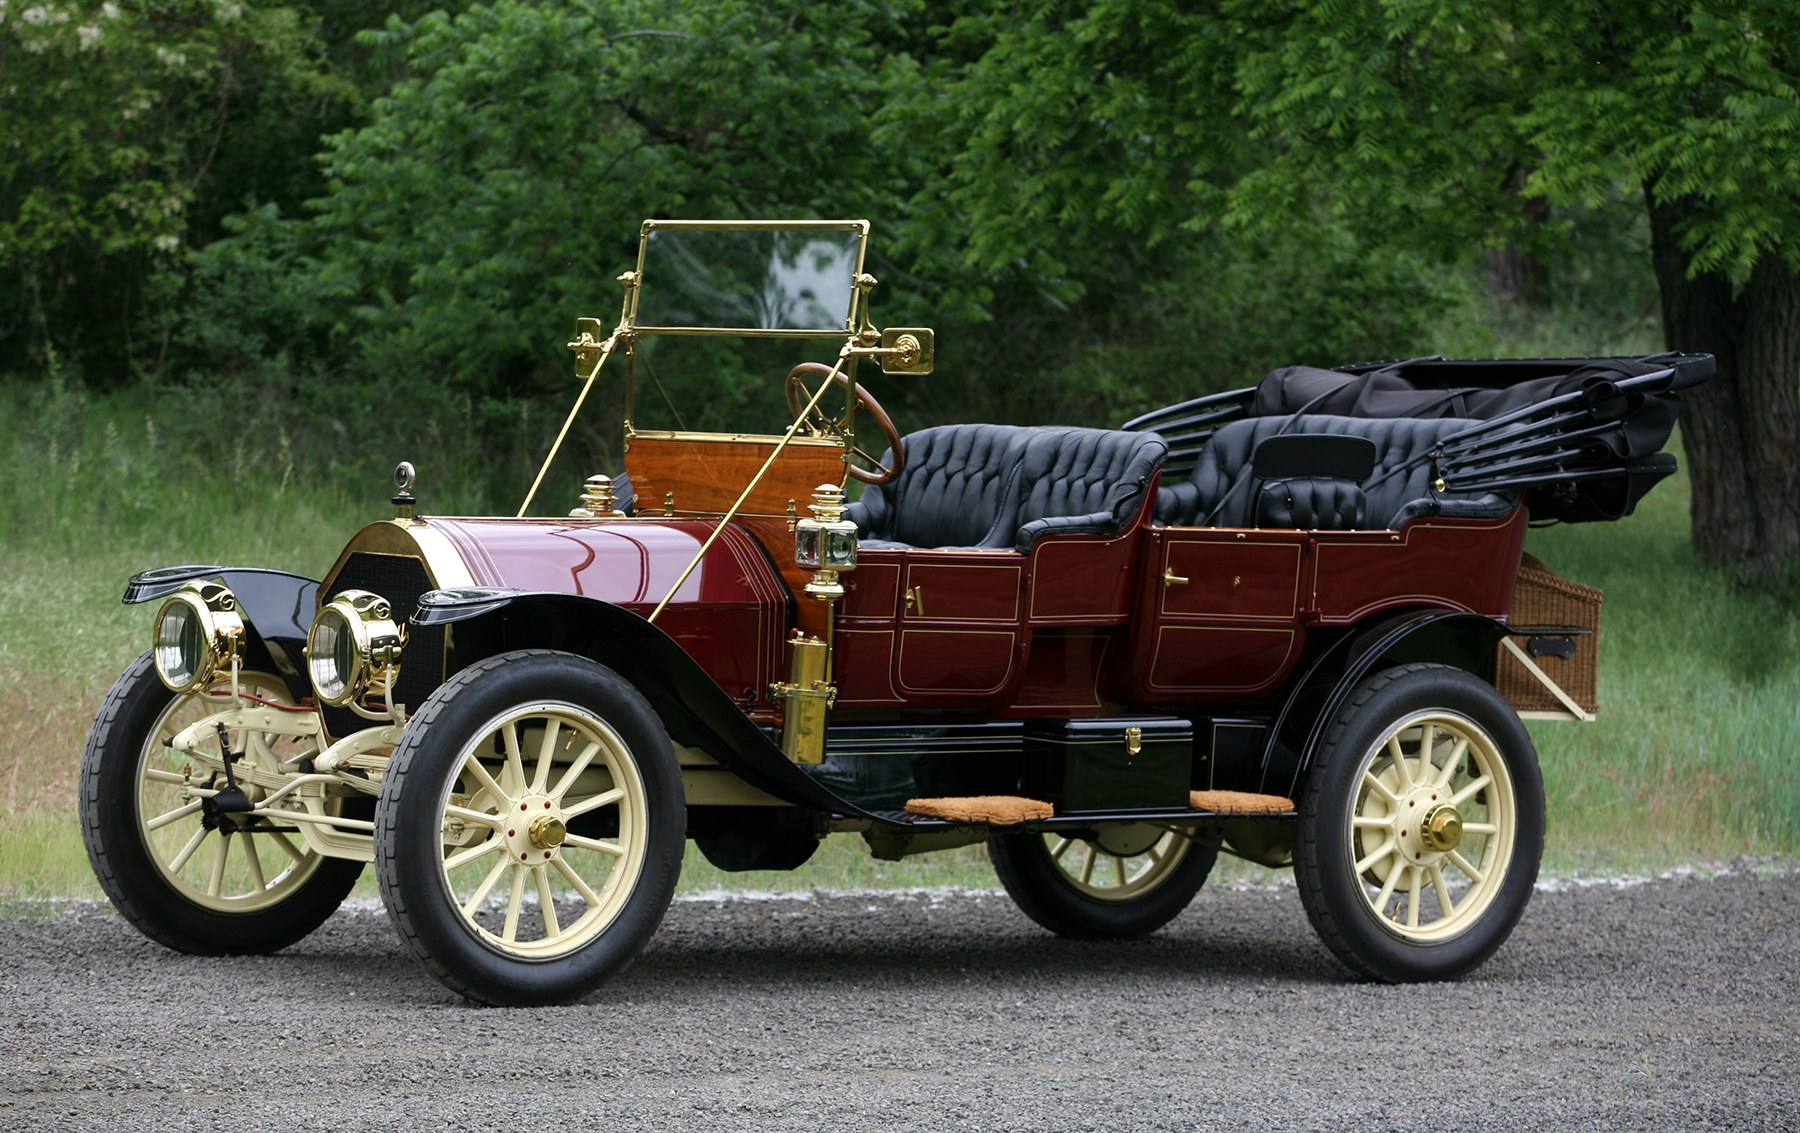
81;220;1708;1004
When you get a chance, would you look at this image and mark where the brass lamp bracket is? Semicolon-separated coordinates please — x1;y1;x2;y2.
567;317;610;377
844;327;935;375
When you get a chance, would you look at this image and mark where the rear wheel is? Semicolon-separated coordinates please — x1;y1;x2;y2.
1294;663;1544;982
80;652;363;954
374;650;683;1005
989;823;1216;939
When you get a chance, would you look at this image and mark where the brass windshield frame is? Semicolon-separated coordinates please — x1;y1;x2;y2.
627;219;872;339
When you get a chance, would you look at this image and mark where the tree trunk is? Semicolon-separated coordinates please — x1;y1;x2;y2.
1486;166;1550;308
1485;244;1549;309
1649;191;1800;590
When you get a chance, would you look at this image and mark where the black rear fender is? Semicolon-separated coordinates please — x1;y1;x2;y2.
1260;609;1508;799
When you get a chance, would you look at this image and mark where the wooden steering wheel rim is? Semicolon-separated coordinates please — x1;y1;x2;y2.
784;362;905;485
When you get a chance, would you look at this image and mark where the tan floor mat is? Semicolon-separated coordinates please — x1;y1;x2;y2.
1188;789;1296;815
904;796;1054;825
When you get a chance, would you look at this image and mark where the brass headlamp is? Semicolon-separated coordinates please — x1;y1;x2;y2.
151;581;245;694
306;589;404;707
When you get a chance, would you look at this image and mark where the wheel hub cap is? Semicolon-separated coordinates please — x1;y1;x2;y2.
1390;782;1458;867
528;814;566;850
1419;805;1463;852
502;795;564;862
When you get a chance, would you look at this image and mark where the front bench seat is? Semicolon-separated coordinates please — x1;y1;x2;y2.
845;424;1034;549
1157;414;1520;529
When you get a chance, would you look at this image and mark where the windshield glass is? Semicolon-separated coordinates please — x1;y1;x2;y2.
633;223;866;334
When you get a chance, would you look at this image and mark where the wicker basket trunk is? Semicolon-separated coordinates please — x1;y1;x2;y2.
1496;555;1603;715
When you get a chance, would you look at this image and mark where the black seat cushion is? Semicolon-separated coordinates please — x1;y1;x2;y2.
1254;478;1367;529
846;424;1168;551
1012;428;1168;550
845;424;1033;549
1157;414;1519;529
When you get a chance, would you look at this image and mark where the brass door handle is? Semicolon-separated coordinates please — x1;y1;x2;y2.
1162;568;1190;587
905;585;924;615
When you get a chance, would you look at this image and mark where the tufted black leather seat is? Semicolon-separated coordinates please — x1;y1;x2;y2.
1253;472;1369;530
845;424;1035;549
1011;428;1168;550
1156;414;1520;530
846;424;1169;550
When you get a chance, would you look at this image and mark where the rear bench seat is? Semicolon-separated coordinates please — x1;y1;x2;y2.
1155;414;1520;530
846;425;1167;551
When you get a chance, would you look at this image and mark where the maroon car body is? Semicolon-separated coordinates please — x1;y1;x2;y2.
82;220;1706;1004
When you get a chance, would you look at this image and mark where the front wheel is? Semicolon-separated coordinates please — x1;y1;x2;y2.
1294;663;1545;982
374;650;684;1005
989;823;1217;939
79;652;363;954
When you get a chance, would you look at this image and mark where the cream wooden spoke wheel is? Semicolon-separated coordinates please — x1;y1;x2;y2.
80;652;363;955
433;703;648;959
989;823;1216;939
1296;663;1545;983
1346;710;1516;941
1045;826;1189;901
375;650;683;1006
133;673;324;913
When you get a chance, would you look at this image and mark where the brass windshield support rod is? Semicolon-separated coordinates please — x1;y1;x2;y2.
646;351;852;625
517;327;620;518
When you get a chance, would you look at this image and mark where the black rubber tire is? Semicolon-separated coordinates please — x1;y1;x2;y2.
79;651;364;955
988;826;1217;939
374;650;684;1006
1294;663;1546;982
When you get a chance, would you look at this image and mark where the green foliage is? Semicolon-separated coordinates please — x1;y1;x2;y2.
165;0;1476;434
0;0;353;379
0;0;471;382
1515;0;1800;278
1222;1;1537;258
911;224;1470;429
1214;1;1800;285
12;0;1706;439
280;0;918;398
879;1;1243;279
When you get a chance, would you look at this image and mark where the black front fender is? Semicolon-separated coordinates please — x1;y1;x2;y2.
415;588;870;818
122;565;319;701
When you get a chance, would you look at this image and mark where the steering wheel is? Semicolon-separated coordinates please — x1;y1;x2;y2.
785;362;905;485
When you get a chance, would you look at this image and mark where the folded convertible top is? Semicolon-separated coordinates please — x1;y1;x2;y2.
1122;353;1712;525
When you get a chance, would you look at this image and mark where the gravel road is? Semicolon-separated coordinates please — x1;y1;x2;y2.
2;864;1795;1132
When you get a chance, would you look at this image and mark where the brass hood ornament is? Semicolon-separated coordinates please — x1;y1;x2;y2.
393;462;416;522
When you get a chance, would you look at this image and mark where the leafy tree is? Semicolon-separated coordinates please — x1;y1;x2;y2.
0;0;456;383
868;0;1470;422
239;0;917;413
1234;1;1800;588
191;0;1460;444
0;1;344;378
1518;2;1800;587
915;0;1800;587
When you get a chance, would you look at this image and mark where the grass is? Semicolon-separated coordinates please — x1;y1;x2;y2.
1520;450;1800;872
1;354;1795;903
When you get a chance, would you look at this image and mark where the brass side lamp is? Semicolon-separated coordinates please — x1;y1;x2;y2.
775;483;860;763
